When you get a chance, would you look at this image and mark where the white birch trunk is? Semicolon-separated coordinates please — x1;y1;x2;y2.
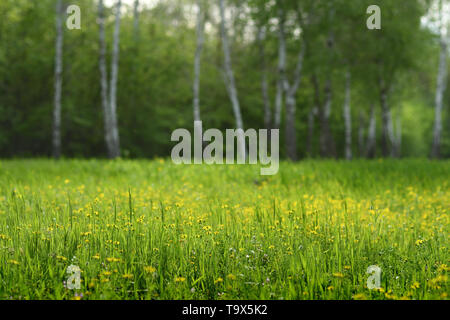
98;0;114;158
432;36;448;158
53;0;64;159
193;0;205;124
109;0;122;158
343;71;352;160
219;0;245;158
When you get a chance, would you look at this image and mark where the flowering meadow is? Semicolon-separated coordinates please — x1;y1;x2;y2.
0;159;448;300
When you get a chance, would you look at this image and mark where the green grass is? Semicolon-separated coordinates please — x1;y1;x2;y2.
0;159;448;300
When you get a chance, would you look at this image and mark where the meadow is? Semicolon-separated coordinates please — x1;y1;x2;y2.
0;159;448;300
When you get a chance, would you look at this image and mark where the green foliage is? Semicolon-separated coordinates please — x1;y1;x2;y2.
0;0;447;158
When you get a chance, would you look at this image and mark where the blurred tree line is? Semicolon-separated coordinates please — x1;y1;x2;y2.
0;0;448;159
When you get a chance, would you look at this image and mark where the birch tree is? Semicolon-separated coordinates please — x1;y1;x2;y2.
219;0;246;158
276;7;306;161
98;0;113;158
193;0;205;125
53;0;64;159
109;0;122;158
431;0;448;159
98;0;121;158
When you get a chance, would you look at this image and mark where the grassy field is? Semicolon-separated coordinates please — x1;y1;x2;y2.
0;159;448;300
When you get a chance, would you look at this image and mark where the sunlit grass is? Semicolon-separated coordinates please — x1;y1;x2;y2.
0;159;448;300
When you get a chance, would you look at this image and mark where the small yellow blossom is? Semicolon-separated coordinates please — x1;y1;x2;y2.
144;266;156;273
227;274;236;281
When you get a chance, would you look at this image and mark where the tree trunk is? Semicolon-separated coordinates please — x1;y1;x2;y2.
219;0;245;158
431;37;448;158
193;0;205;124
273;8;286;130
109;0;122;158
53;0;64;159
257;26;271;130
275;8;306;161
366;103;376;158
343;71;352;160
98;0;114;158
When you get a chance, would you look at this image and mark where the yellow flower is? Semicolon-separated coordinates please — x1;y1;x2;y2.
214;277;224;284
227;274;236;281
353;293;367;300
144;266;156;273
122;273;133;279
106;257;121;263
332;272;345;278
415;239;424;246
7;260;19;265
410;282;420;290
175;277;186;282
437;264;449;272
